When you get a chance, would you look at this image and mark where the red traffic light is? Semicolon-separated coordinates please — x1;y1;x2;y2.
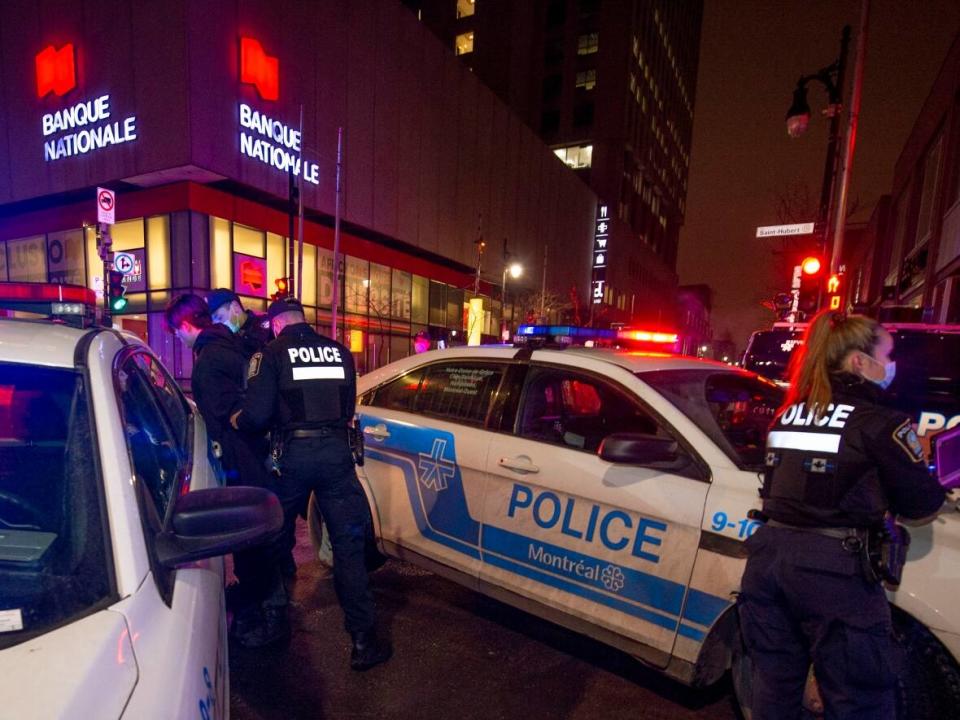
801;256;822;276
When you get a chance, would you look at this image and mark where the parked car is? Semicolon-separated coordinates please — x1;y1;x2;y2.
314;343;960;719
0;303;280;720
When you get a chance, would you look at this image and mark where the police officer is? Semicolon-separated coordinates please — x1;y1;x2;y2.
230;297;391;671
165;293;287;648
739;309;945;718
207;287;298;578
206;288;272;358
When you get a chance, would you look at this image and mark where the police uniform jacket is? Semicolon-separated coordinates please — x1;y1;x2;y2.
238;309;271;359
762;372;944;528
192;324;270;486
238;323;356;435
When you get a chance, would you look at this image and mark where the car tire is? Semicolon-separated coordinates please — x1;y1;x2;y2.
307;492;387;572
893;611;960;720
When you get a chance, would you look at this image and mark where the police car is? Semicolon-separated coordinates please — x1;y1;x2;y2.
0;283;281;719
334;342;960;718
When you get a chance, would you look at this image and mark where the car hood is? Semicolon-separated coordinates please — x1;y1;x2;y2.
0;609;137;719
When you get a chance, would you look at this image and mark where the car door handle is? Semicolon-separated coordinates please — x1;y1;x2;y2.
498;456;540;474
363;423;391;440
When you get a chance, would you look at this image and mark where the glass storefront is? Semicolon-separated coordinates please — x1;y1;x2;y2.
0;210;500;380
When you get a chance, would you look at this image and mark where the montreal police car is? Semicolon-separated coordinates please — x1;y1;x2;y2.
0;283;280;720
339;341;960;718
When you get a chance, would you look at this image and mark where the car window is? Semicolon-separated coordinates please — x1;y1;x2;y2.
414;362;506;426
741;329;804;383
518;366;665;453
117;355;186;522
128;353;191;453
0;362;113;649
368;368;425;411
641;369;783;470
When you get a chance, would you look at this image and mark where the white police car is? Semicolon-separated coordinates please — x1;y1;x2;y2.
343;344;960;718
0;300;280;719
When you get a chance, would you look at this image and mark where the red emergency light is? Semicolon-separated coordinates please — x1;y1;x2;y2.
617;329;679;344
240;37;279;101
35;43;76;98
0;282;95;305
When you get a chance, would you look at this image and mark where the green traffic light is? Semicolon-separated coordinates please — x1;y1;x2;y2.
111;296;128;312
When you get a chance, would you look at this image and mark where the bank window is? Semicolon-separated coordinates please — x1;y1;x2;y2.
345;256;369;315
369;262;392;320
415;363;506;426
554;144;593;169
577;32;599;55
518;367;663;453
233;224;265;257
369;368;425;412
455;32;474;55
5;236;46;282
210;217;232;289
146;216;171;290
429;281;446;326
412;274;429;324
391;269;412;320
457;0;475;18
575;70;596;91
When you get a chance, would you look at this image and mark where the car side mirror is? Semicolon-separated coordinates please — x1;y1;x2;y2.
599;432;679;464
156;486;282;568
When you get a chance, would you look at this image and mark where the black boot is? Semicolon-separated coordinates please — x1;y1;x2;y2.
350;630;392;671
231;605;289;649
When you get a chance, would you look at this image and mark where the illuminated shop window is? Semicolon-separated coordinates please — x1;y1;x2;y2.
233;223;265;257
391;269;412;320
345;256;369;315
46;229;85;286
5;236;46;282
146;216;170;290
577;32;598;55
575;69;596;91
265;232;286;294
299;243;317;307
457;0;475;18
210;217;232;289
455;32;474;55
412;274;429;324
553;144;593;169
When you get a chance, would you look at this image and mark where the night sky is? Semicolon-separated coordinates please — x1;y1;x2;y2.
679;0;960;351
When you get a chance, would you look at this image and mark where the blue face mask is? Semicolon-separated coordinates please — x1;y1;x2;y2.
863;354;896;390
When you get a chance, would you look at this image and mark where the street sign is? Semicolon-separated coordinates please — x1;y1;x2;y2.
755;222;815;238
97;187;115;224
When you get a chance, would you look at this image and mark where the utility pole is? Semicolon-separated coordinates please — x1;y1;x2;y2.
296;104;305;300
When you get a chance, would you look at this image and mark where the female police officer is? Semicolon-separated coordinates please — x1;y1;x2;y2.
738;309;945;719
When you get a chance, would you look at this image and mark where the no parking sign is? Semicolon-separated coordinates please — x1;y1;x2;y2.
97;186;115;224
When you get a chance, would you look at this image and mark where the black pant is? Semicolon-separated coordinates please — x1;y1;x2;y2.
738;525;900;720
278;433;376;634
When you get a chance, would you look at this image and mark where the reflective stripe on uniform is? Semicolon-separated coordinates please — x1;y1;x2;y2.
767;431;841;453
292;366;346;380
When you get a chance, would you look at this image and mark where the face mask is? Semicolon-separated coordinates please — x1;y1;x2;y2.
862;353;896;390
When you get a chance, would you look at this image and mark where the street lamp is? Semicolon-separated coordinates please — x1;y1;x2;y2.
501;261;523;341
785;25;851;287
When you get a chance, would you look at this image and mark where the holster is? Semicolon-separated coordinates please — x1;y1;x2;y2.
348;424;365;467
866;516;911;587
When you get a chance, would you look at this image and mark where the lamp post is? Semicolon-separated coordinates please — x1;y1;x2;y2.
785;25;852;313
501;261;522;341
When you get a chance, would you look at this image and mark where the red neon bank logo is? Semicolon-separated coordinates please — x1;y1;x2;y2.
240;37;278;101
36;43;76;98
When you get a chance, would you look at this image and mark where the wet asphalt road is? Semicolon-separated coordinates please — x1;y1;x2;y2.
229;525;741;720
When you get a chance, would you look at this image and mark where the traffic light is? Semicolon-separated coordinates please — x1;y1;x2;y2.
797;255;823;318
270;276;291;301
826;273;843;310
107;270;127;312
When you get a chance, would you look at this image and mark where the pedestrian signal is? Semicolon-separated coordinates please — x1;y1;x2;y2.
271;276;291;301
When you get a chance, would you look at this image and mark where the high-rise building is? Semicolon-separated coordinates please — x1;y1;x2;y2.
404;0;704;324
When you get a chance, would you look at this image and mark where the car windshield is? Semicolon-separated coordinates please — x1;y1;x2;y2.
741;329;805;382
639;368;784;470
0;363;112;649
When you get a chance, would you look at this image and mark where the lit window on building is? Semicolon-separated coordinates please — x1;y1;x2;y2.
455;32;474;55
577;32;599;55
575;69;596;91
553;144;593;169
457;0;476;19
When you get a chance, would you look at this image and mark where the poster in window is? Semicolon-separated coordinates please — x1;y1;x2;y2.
47;231;85;285
7;236;47;282
369;263;392;319
345;256;368;315
391;269;412;320
234;252;267;297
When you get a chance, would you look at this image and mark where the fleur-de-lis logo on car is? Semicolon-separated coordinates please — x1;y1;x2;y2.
601;565;625;592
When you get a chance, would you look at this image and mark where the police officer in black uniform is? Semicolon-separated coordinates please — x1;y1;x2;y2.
739;309;945;719
230;297;391;671
165;294;287;648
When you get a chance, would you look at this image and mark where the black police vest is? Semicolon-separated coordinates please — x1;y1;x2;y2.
273;324;355;429
761;397;887;527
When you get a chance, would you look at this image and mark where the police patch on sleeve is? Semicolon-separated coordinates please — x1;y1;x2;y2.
892;420;925;463
247;352;263;380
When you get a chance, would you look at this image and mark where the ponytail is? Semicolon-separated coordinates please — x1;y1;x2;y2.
781;309;881;418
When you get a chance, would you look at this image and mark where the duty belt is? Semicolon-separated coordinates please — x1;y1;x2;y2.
288;426;345;439
765;518;870;553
